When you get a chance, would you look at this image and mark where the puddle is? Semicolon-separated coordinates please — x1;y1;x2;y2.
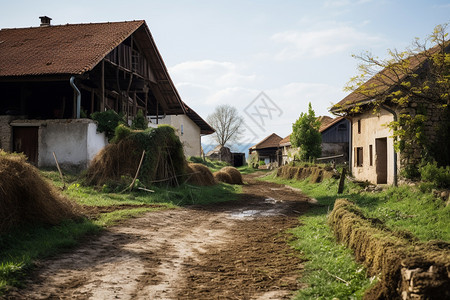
264;197;282;204
228;208;285;219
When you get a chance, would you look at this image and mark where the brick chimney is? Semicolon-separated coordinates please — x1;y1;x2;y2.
39;16;52;27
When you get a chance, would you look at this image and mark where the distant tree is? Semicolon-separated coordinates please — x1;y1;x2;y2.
291;102;322;160
207;105;244;147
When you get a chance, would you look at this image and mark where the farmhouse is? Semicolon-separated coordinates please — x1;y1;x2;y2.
0;17;212;168
330;44;449;185
249;133;282;167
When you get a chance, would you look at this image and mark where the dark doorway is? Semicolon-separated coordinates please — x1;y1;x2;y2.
13;126;39;165
375;138;388;184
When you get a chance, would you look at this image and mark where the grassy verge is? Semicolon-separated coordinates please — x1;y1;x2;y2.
260;171;449;298
0;169;241;294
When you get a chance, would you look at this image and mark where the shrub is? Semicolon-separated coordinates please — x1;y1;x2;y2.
419;161;450;188
131;109;148;130
91;110;125;140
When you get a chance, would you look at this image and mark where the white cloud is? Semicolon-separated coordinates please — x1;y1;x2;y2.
169;60;256;88
271;25;383;60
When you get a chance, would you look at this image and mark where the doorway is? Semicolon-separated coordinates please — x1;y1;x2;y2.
13;126;39;165
375;137;387;184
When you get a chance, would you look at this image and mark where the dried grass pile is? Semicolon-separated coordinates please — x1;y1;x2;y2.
185;163;216;186
0;151;82;233
85;125;186;187
277;165;336;183
220;166;243;185
328;198;450;299
213;170;233;184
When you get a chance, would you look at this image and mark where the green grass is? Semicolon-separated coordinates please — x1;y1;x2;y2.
0;168;241;294
260;171;449;298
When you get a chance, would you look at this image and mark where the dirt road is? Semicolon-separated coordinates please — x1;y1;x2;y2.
10;173;311;299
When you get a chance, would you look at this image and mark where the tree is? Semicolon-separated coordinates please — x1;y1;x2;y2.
207;104;244;147
343;23;450;168
291;102;322;161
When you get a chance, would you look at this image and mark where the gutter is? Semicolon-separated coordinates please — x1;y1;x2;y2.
380;104;398;186
70;76;81;119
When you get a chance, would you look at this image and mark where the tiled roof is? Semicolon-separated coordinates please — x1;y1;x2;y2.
319;116;345;133
250;133;282;150
0;21;144;76
331;44;446;112
279;135;291;146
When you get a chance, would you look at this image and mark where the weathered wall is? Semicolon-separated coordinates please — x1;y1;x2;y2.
0;115;24;151
158;114;201;157
10;119;107;170
351;108;397;184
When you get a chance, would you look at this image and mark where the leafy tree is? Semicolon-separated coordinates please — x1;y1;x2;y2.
207;104;244;147
342;23;450;168
291;102;322;161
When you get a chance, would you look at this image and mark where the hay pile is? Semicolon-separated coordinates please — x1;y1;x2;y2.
85;125;185;187
277;165;336;183
328;198;450;299
0;151;82;233
213;170;233;184
185;163;216;186
220;166;243;184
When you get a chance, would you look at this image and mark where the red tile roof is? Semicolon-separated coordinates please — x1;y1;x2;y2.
250;133;283;150
279;135;291;146
0;21;145;76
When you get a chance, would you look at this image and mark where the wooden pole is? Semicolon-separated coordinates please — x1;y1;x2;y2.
101;59;105;111
52;152;65;190
128;150;146;191
338;167;347;194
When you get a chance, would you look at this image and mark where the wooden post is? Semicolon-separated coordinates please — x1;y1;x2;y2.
101;59;105;111
338;167;347;194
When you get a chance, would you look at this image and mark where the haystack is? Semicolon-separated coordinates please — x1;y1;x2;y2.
0;151;82;233
85;125;185;187
213;170;233;184
185;163;216;186
221;166;243;185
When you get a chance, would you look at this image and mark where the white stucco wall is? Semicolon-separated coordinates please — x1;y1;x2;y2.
11;119;107;169
158;114;201;157
351;108;398;185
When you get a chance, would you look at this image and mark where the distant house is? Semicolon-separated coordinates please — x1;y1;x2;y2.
249;133;282;167
0;17;212;169
157;103;214;157
279;116;350;165
330;44;449;185
319;116;350;163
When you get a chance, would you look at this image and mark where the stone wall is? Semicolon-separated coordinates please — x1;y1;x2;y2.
0;115;25;151
397;100;447;170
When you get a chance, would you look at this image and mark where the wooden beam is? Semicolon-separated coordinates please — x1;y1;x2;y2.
101;59;105;111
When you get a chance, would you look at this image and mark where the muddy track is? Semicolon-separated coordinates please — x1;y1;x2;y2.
8;173;311;299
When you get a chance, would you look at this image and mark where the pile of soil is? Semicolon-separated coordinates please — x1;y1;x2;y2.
185;163;216;186
277;165;337;183
0;151;82;233
85;125;185;187
328;198;450;299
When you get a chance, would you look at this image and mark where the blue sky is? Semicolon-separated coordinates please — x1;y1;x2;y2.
1;0;449;148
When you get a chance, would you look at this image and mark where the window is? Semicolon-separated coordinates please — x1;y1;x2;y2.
355;147;363;167
180;124;184;136
369;145;373;166
357;120;361;134
337;124;347;131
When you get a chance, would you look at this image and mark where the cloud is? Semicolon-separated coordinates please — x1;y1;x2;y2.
169;60;256;88
271;25;383;60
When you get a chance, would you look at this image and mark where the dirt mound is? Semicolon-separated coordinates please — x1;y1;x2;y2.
220;166;243;184
277;165;337;183
328;198;450;299
0;151;82;233
213;171;233;184
185;163;216;186
85;125;185;187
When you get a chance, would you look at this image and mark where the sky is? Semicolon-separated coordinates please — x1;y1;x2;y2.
1;0;449;151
